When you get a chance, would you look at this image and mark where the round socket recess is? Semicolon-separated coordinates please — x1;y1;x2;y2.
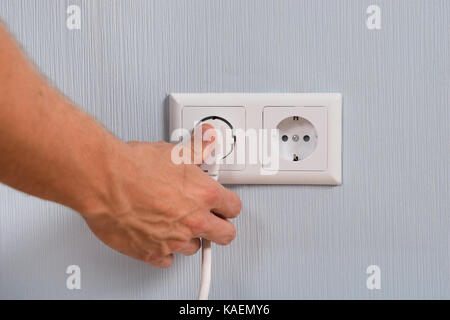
277;116;318;161
196;116;235;159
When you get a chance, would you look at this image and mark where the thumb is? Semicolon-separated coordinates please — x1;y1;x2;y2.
184;123;216;166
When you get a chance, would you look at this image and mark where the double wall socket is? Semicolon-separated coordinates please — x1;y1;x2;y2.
169;93;342;185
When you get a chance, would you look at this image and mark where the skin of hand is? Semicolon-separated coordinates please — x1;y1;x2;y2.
0;22;241;268
83;128;242;268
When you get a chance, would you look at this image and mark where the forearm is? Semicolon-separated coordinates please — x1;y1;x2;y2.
0;23;241;268
0;23;122;213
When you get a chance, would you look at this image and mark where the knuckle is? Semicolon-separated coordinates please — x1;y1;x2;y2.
185;214;209;236
184;242;201;256
145;251;174;268
147;242;172;258
160;245;172;257
161;206;178;219
143;251;161;264
158;257;174;268
194;216;210;235
202;186;220;205
168;240;185;253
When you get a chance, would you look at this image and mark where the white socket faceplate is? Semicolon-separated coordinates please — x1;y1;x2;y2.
169;93;342;185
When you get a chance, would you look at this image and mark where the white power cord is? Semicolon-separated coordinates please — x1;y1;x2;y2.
192;117;234;300
198;237;212;300
198;140;220;300
196;119;235;300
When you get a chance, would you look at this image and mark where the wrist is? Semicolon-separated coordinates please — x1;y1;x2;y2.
71;133;130;218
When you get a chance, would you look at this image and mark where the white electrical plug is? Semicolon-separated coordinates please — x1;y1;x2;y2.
196;116;235;166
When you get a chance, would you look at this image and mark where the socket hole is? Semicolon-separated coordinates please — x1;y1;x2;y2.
277;116;318;161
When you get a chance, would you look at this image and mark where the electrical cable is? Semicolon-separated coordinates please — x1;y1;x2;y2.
197;144;219;300
198;237;212;300
195;119;235;300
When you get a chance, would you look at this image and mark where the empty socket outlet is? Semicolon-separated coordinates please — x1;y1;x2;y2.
263;106;328;171
278;116;318;162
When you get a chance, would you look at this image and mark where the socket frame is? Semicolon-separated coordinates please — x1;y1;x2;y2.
169;93;342;185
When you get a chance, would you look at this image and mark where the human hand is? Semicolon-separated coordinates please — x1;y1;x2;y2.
80;124;241;268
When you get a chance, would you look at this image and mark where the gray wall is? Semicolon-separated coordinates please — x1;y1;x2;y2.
0;0;449;299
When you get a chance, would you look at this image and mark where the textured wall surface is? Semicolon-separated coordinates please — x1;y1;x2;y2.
0;0;449;299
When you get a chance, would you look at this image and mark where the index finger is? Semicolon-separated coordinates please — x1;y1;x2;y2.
208;182;242;219
195;212;237;246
